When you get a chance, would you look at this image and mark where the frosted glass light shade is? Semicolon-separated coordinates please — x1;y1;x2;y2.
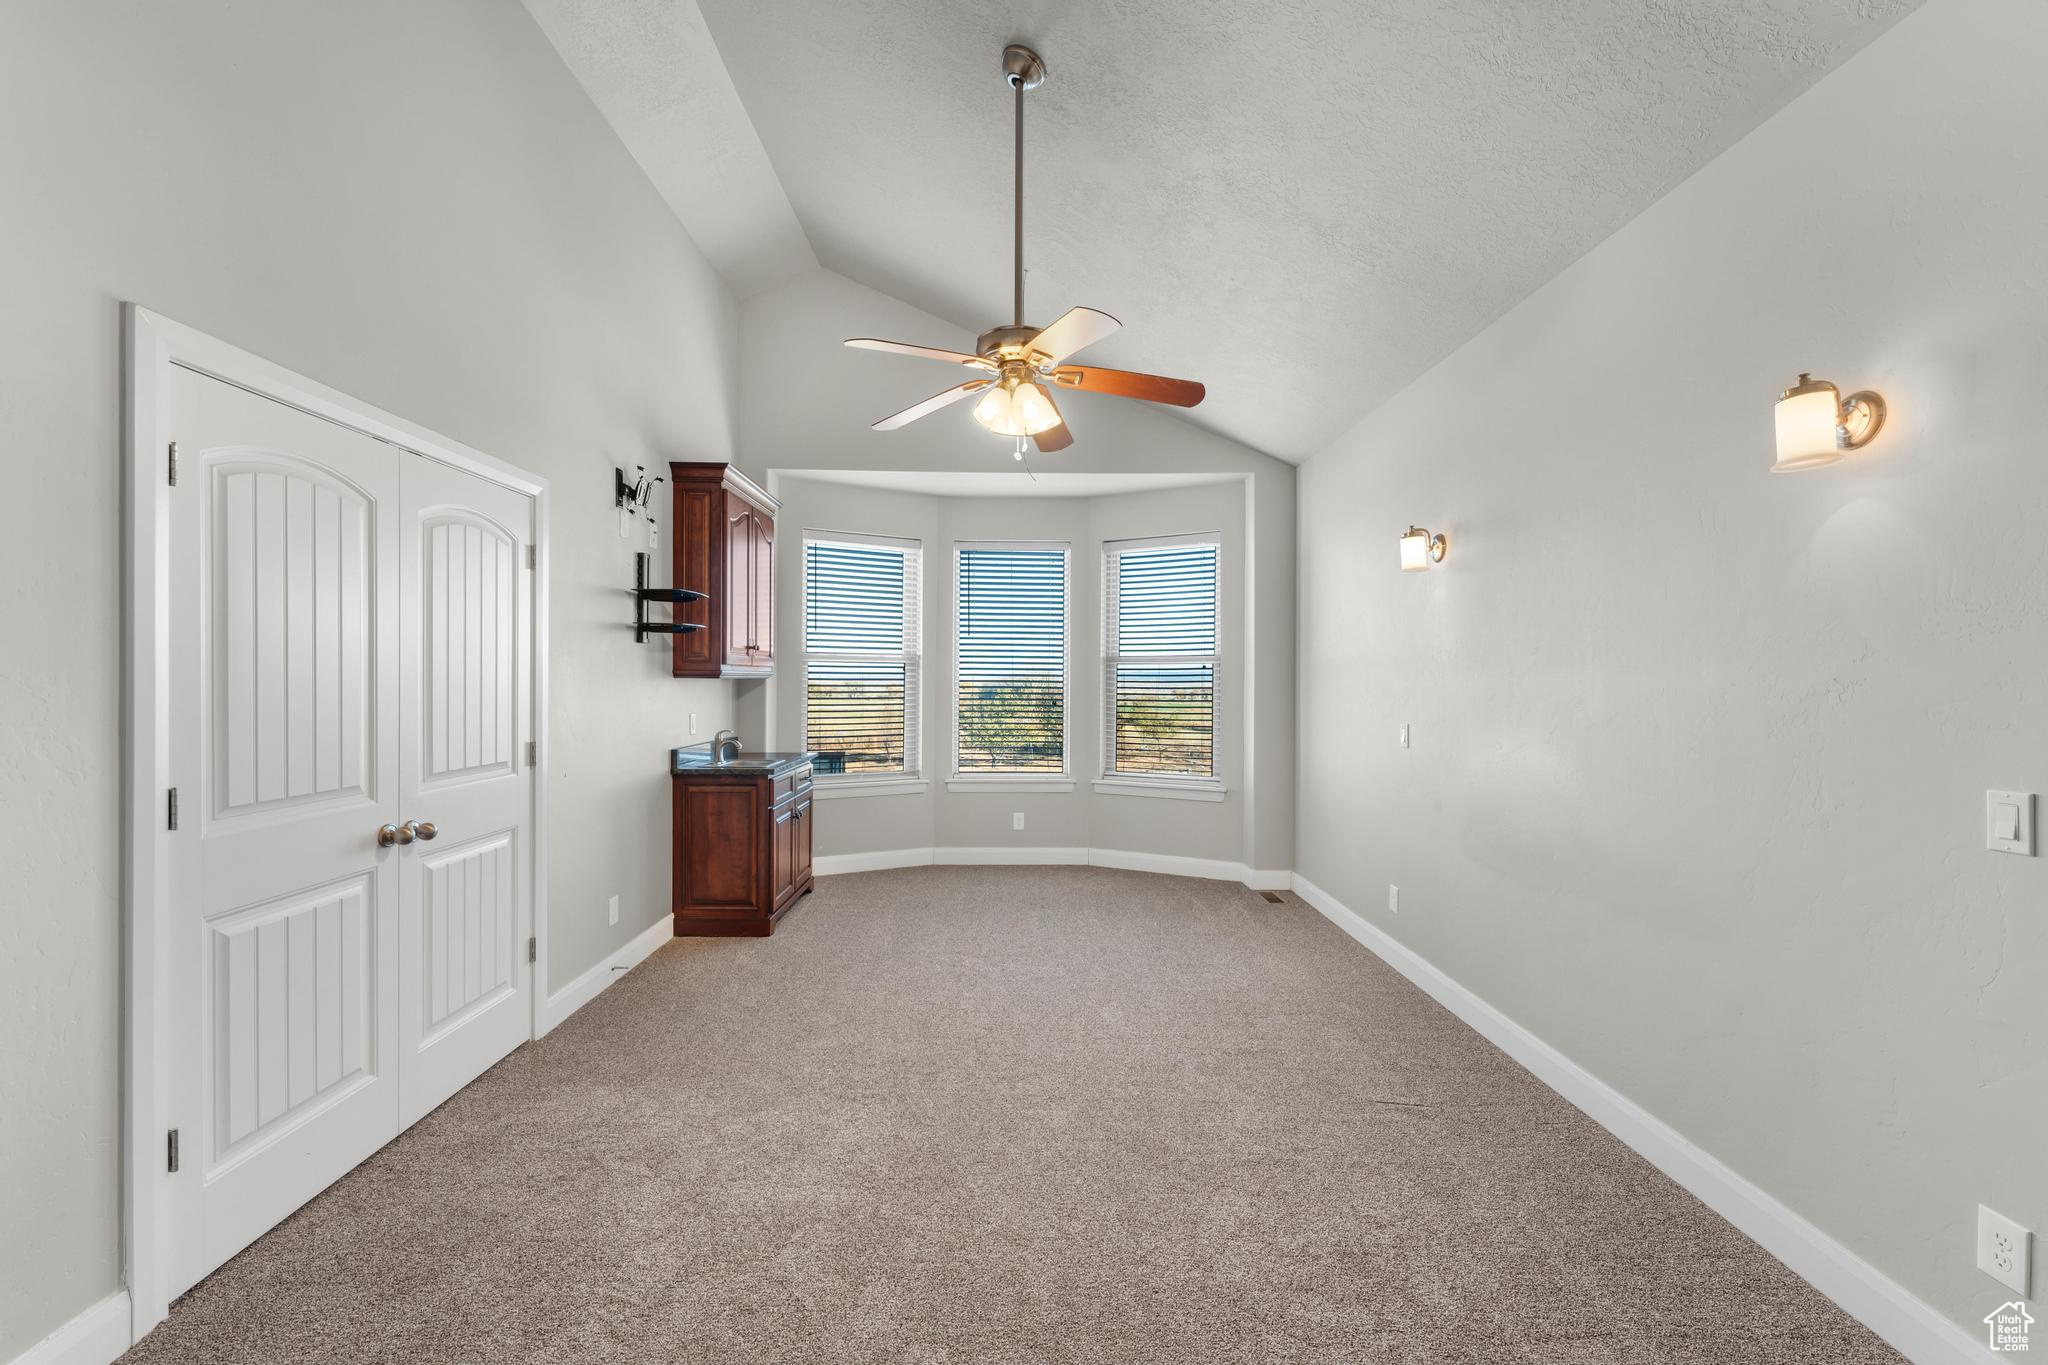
1400;526;1443;572
971;378;1060;437
1012;382;1059;435
1773;376;1846;473
973;384;1014;433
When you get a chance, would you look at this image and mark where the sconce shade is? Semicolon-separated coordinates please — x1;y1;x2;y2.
1400;526;1445;572
1773;375;1847;472
1773;373;1885;473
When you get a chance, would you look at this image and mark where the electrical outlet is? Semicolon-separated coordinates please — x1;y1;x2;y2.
1388;884;1400;913
607;894;620;927
1978;1205;2033;1296
689;713;699;736
1012;812;1025;831
1399;724;1410;749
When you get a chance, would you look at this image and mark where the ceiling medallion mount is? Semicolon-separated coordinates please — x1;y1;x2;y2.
843;43;1204;455
1002;43;1046;92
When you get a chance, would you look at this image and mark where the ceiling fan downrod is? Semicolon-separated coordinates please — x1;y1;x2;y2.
1002;44;1046;327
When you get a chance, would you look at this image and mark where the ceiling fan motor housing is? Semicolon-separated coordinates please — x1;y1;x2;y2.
977;323;1045;364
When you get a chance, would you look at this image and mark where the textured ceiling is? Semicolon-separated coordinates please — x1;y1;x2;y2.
521;0;814;295
541;0;1919;461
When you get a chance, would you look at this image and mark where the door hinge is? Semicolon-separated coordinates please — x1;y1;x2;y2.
527;936;537;964
167;1128;180;1173
167;787;179;831
526;544;537;570
525;740;537;767
167;441;179;486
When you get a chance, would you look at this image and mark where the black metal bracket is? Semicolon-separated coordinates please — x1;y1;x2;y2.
616;464;663;511
635;552;707;642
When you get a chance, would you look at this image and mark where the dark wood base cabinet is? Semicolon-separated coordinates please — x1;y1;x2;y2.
671;758;814;936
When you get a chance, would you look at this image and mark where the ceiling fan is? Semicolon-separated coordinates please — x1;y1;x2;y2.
845;43;1205;455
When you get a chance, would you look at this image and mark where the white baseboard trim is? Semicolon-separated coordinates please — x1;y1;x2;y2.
1290;873;1991;1365
813;846;1292;891
535;915;671;1037
7;1291;131;1365
934;845;1089;866
811;847;935;875
1085;847;1292;890
811;847;937;875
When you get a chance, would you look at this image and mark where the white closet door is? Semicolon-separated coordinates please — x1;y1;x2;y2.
165;366;403;1295
395;452;535;1125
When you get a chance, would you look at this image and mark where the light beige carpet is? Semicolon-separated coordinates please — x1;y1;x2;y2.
123;866;1903;1364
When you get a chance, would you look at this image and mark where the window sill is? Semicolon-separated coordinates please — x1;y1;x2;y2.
1092;779;1228;803
812;777;929;800
946;777;1076;794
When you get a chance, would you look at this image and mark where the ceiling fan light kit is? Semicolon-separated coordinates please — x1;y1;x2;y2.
844;43;1204;455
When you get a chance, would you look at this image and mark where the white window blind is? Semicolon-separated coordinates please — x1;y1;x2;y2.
803;535;920;777
1102;536;1219;781
954;544;1068;775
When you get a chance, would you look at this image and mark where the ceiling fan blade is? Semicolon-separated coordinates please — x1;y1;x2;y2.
846;337;996;370
1033;420;1074;453
1026;306;1121;365
872;379;990;431
1050;365;1205;408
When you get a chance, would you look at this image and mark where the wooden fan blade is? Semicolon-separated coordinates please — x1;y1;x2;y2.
846;337;996;370
1026;306;1121;365
872;379;990;431
1033;420;1074;453
1050;365;1205;408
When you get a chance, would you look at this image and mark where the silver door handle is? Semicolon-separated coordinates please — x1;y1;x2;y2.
404;820;438;842
377;823;412;848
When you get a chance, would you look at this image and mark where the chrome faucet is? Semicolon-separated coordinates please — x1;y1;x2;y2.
711;729;741;763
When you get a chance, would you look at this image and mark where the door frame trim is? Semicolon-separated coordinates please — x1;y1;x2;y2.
121;305;553;1341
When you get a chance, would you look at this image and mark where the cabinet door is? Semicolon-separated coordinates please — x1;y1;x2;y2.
724;498;753;668
793;795;812;887
750;510;775;669
771;800;797;906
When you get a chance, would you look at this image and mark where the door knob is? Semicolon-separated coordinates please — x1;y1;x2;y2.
377;822;413;848
404;820;438;842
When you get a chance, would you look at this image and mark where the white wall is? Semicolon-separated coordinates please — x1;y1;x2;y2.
0;1;741;1354
739;267;1295;874
771;477;1249;863
1294;0;2047;1342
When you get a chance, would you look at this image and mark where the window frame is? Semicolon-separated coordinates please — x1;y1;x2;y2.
799;529;924;794
949;539;1073;788
1096;531;1226;799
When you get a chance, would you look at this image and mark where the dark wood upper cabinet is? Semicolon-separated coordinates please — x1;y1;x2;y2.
668;462;777;678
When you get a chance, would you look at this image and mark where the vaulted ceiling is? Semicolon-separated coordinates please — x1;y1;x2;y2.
527;0;1918;461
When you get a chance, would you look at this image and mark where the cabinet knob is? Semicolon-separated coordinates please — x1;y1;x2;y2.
404;820;438;842
377;822;412;848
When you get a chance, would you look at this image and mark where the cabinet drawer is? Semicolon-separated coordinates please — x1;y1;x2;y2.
772;765;813;804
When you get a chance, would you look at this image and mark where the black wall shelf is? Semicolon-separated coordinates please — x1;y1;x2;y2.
635;552;707;643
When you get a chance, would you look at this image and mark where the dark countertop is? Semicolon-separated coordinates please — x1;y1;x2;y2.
670;746;816;777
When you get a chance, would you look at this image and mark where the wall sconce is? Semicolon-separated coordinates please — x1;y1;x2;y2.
1772;373;1885;473
1400;526;1447;572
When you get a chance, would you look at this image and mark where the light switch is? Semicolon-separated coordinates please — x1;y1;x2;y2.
1987;790;2034;856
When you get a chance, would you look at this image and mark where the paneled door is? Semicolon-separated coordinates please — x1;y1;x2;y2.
396;453;534;1126
166;366;404;1295
164;366;535;1296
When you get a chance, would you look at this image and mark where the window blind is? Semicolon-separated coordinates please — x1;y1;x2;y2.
803;537;919;776
1103;537;1218;780
955;545;1067;774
